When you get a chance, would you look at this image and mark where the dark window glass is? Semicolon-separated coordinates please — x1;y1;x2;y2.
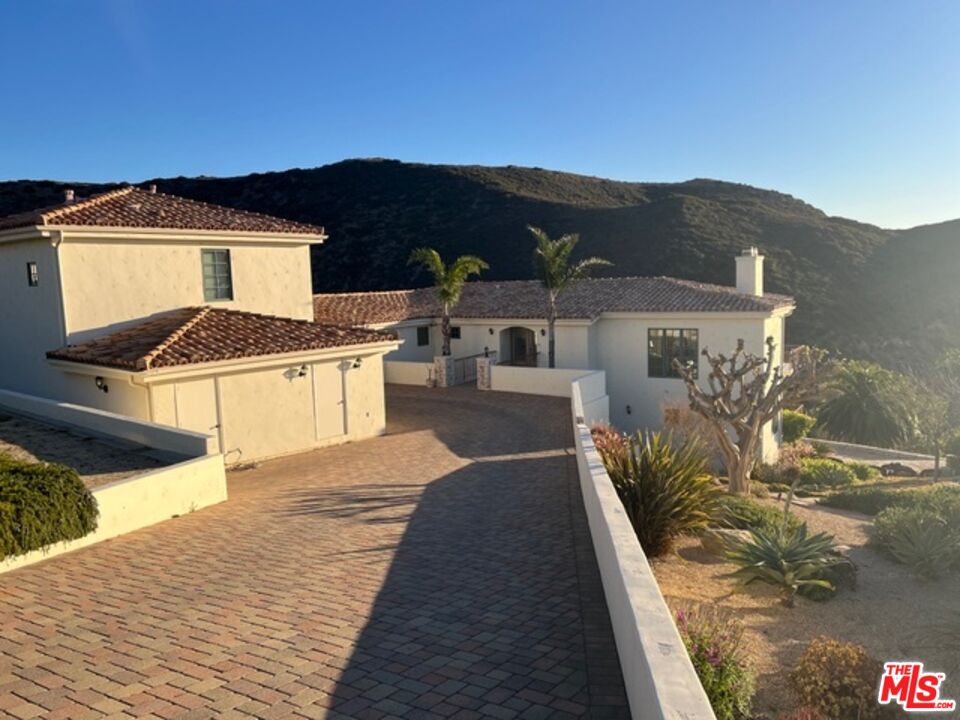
201;249;233;301
450;326;461;340
26;262;39;287
416;326;430;346
648;328;698;378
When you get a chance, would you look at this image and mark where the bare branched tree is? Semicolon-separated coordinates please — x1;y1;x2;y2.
673;338;824;494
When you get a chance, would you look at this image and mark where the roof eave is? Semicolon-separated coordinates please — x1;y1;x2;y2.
1;224;327;245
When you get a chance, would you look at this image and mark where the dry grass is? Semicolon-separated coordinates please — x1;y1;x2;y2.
650;497;960;717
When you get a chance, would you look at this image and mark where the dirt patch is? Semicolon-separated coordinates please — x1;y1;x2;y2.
0;413;165;489
651;499;960;717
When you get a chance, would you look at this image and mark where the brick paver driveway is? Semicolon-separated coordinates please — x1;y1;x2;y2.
0;386;629;719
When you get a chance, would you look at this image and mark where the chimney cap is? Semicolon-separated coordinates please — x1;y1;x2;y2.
148;184;157;194
742;246;760;257
64;189;75;203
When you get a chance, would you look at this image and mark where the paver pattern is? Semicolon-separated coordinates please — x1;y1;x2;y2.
0;385;629;719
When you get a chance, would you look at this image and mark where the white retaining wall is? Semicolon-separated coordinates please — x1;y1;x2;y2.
487;365;610;426
384;360;434;386
1;454;227;574
0;388;215;458
571;377;716;720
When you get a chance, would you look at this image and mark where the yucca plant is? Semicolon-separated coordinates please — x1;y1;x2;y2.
725;524;848;607
879;511;959;578
604;432;719;557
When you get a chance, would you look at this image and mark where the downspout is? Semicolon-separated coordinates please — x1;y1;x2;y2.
50;230;68;345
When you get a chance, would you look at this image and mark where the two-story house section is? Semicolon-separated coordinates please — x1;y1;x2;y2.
0;186;399;463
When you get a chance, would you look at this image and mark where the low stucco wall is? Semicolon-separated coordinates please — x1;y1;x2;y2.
1;454;227;574
384;360;434;386
0;388;215;458
571;378;716;720
486;366;610;426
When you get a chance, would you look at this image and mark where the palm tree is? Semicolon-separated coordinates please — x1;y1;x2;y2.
408;248;488;356
816;360;916;447
529;226;611;368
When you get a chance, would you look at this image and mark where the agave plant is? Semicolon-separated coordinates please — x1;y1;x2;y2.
604;432;719;557
882;512;959;578
725;524;848;607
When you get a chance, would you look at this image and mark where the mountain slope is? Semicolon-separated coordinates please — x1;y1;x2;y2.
1;159;955;363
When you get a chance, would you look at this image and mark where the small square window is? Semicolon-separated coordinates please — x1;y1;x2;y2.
26;262;39;287
416;326;430;346
201;249;233;301
450;326;461;340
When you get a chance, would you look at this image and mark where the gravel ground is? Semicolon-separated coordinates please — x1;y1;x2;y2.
650;497;960;718
0;412;165;489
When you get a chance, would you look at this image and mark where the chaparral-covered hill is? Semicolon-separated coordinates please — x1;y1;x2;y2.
2;159;957;364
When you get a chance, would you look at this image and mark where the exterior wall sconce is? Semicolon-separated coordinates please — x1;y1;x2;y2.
353;357;363;369
625;404;632;415
297;365;308;377
540;328;546;336
95;376;109;393
488;328;494;335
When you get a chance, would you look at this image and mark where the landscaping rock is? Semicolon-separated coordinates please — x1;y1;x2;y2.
700;528;752;555
880;462;917;477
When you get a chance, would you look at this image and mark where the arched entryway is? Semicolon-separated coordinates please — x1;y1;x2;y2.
499;327;538;366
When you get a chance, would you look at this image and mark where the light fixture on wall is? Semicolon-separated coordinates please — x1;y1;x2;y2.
488;328;494;335
625;405;632;415
353;357;363;369
297;364;308;378
540;328;546;336
94;376;109;393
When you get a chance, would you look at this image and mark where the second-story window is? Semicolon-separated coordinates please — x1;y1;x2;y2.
201;249;233;301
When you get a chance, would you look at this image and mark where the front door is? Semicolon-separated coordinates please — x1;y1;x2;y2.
510;328;536;366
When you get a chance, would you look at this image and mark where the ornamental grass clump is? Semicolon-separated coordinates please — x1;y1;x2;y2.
602;432;719;557
590;423;628;468
675;606;755;720
788;637;894;720
872;504;960;577
0;456;99;560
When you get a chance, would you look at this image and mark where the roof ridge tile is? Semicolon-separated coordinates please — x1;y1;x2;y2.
138;306;211;370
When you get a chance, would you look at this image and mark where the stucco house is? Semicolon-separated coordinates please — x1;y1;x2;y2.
0;186;399;464
313;249;795;461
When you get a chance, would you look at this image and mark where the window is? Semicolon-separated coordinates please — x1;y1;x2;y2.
416;326;430;346
26;262;39;287
648;328;698;378
201;249;233;301
450;326;461;340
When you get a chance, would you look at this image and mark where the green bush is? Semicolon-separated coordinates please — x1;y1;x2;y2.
0;457;99;560
782;410;816;444
846;461;880;482
714;494;802;535
604;432;719;557
675;606;755;720
725;523;849;606
799;458;856;488
873;505;960;577
821;483;960;516
788;637;894;720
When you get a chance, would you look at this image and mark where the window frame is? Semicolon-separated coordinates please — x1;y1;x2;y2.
647;328;699;379
26;261;39;287
450;326;461;340
416;325;430;346
201;249;233;302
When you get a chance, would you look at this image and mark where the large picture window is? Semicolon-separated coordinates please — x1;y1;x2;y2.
202;249;233;301
648;328;699;378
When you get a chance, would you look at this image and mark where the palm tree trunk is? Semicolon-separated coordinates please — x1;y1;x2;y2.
547;294;557;368
441;304;451;356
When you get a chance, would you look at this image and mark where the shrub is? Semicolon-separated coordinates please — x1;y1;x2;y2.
788;637;893;720
725;524;850;606
782;410;816;444
756;442;817;486
0;457;99;560
800;458;856;488
675;606;755;720
821;483;960;516
604;432;719;557
714;494;802;535
590;423;628;468
776;708;825;720
846;461;880;481
873;505;960;577
662;401;724;469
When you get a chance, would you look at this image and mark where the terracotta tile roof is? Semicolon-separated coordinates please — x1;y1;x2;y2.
47;307;395;371
313;277;795;325
0;186;325;236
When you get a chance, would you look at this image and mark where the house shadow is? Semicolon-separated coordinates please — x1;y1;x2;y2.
280;451;631;718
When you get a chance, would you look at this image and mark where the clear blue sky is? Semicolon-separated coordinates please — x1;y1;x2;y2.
1;1;957;228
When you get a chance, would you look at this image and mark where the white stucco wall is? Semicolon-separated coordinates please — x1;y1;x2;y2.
58;239;315;342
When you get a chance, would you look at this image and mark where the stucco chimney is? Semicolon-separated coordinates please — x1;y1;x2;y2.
64;189;75;203
735;247;764;296
148;184;157;194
